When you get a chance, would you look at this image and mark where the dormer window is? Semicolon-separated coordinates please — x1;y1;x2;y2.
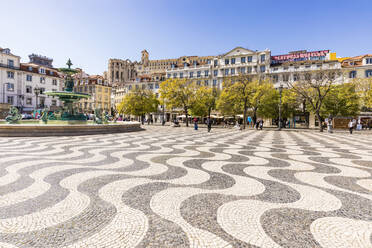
366;58;372;64
28;66;33;71
39;68;45;74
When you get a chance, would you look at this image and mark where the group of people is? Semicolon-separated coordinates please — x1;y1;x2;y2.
193;117;212;132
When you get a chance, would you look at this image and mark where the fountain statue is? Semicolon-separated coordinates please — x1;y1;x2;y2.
44;59;90;123
5;106;22;124
0;59;141;136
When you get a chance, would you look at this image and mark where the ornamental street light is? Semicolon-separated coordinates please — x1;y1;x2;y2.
278;84;283;131
34;87;41;110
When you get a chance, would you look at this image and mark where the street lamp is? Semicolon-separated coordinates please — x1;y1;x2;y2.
278;84;283;131
34;87;41;110
3;83;9;103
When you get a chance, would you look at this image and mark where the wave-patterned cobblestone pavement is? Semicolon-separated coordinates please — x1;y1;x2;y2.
0;127;371;248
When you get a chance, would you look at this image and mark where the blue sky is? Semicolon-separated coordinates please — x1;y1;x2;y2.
1;0;371;74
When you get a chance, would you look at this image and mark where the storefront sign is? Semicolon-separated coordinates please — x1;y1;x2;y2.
271;50;330;64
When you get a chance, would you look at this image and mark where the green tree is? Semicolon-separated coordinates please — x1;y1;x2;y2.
320;83;360;117
249;80;277;122
117;88;159;123
159;78;197;126
217;74;256;129
190;86;219;118
354;77;372;110
287;69;342;132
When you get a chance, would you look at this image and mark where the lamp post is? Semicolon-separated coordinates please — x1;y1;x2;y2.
34;87;41;110
278;84;283;131
3;83;9;103
162;101;166;126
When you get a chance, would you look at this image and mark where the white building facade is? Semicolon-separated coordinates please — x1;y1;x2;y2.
0;48;62;113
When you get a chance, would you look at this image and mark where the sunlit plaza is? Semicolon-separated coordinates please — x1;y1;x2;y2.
0;126;371;247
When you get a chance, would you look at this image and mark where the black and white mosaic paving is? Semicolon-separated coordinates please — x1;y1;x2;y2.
0;127;371;248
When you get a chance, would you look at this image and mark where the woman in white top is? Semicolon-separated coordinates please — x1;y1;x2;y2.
348;120;354;134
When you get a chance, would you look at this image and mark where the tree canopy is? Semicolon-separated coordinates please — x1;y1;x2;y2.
117;88;159;118
320;83;360;117
159;78;198;126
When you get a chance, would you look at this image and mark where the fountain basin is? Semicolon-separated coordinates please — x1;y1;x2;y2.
0;122;142;137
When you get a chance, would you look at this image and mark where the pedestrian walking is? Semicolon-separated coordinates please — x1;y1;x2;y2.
207;117;212;132
348;119;354;134
194;118;198;130
259;119;264;130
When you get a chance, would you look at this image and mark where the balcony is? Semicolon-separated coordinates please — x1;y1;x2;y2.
0;63;20;70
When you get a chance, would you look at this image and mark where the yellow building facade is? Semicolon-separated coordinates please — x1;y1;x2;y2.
73;73;112;114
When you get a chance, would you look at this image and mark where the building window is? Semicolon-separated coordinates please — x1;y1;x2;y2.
155;83;159;89
213;70;218;76
26;86;32;93
128;85;132;90
7;71;14;78
213;79;217;86
197;81;201;86
39;68;45;74
167;73;171;78
52;79;57;85
26;98;32;105
52;100;57;106
240;67;246;74
50;71;54;76
247;56;252;62
260;65;265;72
231;58;236;64
28;66;33;71
366;58;372;64
180;72;183;78
273;75;279;82
305;65;311;68
207;59;211;64
8;59;14;67
26;75;32;81
189;72;194;78
247;67;252;73
349;71;357;78
204;80;209;86
7;83;14;91
197;71;201;78
40;77;45;84
40;88;45;94
283;74;289;82
241;57;246;63
305;73;311;80
173;73;177;78
260;54;266;62
214;60;218;66
142;84;146;89
135;85;139;89
225;69;229;75
366;70;372;78
204;70;209;77
149;84;153;89
231;68;235;75
225;59;229;65
293;74;299;81
7;96;14;105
